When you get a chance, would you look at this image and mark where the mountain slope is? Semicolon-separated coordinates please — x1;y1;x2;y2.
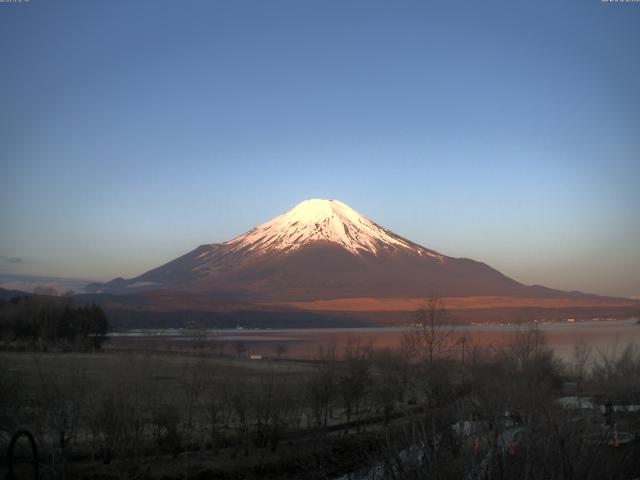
89;199;592;301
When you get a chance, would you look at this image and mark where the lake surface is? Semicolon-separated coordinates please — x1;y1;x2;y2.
108;318;640;362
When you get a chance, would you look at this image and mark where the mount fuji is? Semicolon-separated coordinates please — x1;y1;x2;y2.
89;199;580;302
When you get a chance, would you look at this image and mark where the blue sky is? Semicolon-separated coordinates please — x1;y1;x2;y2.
1;0;639;297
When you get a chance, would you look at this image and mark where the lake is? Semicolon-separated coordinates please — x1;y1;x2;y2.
107;318;640;362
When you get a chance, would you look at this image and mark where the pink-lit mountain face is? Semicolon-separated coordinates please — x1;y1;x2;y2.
89;199;572;301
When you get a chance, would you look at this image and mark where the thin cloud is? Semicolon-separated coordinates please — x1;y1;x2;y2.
0;256;26;264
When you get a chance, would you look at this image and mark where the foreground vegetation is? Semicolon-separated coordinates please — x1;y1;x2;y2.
2;298;640;479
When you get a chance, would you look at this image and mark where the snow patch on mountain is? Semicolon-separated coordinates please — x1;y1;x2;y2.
224;199;443;258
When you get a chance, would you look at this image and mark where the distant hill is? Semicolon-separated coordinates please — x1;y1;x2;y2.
0;287;30;301
0;273;91;294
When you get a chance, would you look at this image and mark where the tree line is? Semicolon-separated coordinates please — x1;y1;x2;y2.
0;293;109;351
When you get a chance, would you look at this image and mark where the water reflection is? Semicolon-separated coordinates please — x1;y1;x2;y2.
108;318;640;362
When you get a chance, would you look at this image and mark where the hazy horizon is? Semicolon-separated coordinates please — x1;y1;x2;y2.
2;1;639;297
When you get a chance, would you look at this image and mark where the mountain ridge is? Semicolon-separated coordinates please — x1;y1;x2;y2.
87;199;614;303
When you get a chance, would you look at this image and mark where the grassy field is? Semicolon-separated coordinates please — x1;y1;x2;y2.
0;351;327;479
0;350;313;399
0;349;408;479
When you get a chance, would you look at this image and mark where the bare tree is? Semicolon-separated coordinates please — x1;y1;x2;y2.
275;344;288;358
233;340;247;358
176;358;208;477
371;349;405;425
307;343;338;430
209;331;227;356
32;357;89;479
151;401;182;458
338;341;372;431
203;374;232;455
405;296;454;363
252;369;296;452
229;384;251;457
572;339;592;392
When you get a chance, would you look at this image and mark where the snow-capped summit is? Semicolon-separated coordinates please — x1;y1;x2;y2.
224;199;440;257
